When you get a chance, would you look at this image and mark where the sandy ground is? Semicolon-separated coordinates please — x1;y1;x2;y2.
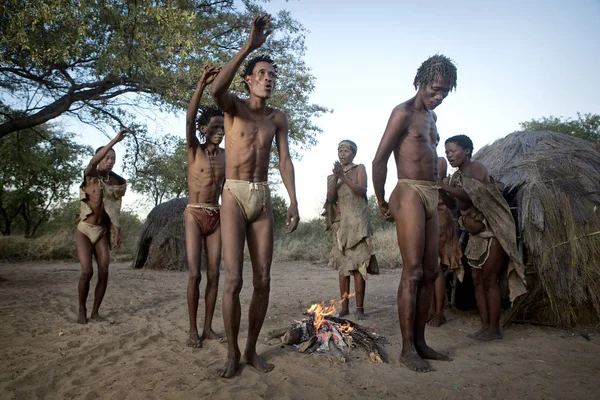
0;260;599;400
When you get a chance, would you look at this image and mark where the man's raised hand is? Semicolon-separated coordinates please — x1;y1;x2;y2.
115;128;130;143
246;14;273;51
200;64;221;87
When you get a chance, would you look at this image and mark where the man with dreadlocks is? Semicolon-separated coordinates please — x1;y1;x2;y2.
210;14;300;378
184;64;225;348
325;140;378;320
372;55;456;372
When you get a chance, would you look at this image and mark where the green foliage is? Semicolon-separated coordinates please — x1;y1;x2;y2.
0;123;89;236
367;195;391;232
125;134;187;206
271;192;288;229
519;113;600;144
36;198;80;235
0;0;330;162
113;210;144;258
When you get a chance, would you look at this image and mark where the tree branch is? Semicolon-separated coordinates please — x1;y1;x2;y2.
0;79;142;139
0;67;56;88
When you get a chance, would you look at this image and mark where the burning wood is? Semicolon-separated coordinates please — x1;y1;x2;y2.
269;298;385;363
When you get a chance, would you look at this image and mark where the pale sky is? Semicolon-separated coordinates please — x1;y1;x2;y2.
77;0;600;220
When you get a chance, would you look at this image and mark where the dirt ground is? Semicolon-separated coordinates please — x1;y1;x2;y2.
0;261;598;400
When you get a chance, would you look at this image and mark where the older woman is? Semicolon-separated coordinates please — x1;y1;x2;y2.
76;128;128;324
325;140;378;320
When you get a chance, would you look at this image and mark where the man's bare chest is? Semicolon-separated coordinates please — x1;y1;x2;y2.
189;150;224;176
406;116;436;140
231;117;276;147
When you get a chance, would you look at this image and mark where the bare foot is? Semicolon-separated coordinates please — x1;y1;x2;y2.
426;311;434;323
399;349;433;372
338;308;350;318
89;314;106;323
476;330;503;342
416;344;453;361
244;350;274;373
355;309;369;321
187;332;203;348
427;313;447;327
77;311;87;325
217;351;241;379
201;329;224;342
467;325;488;339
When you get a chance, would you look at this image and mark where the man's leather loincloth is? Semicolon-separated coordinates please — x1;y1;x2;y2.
77;220;107;245
185;204;221;236
397;179;440;219
224;180;271;223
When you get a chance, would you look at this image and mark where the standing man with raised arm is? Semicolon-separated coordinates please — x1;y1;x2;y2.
372;55;456;372
209;14;300;378
184;64;225;348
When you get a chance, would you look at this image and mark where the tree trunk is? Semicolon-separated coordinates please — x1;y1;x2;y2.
21;204;32;237
0;204;11;235
30;217;46;238
0;219;11;236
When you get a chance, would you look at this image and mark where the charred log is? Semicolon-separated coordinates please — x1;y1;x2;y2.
272;313;385;363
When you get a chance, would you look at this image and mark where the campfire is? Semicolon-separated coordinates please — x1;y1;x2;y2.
269;296;384;363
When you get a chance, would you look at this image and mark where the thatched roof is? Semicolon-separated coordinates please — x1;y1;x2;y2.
474;130;600;326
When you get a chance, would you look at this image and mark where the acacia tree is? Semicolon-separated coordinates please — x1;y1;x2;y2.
519;112;600;145
0;0;329;151
0;123;89;236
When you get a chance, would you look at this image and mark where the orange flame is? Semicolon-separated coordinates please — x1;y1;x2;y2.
339;322;354;333
306;293;355;331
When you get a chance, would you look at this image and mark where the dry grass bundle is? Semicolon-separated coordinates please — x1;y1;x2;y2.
474;130;600;326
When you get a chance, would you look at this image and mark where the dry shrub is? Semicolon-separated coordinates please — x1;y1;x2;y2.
273;218;402;270
372;228;402;269
0;230;76;261
114;211;144;262
274;219;330;262
0;211;142;263
0;236;33;261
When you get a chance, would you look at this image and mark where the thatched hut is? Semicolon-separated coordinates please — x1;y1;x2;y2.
473;130;600;326
132;197;207;271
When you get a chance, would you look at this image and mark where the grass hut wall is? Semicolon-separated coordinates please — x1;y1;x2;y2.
473;130;600;327
132;197;207;271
